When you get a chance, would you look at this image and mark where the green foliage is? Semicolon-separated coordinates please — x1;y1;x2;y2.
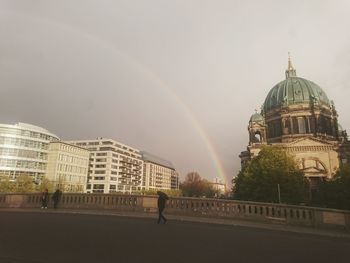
12;175;35;193
233;146;309;204
0;175;54;193
312;164;350;210
180;172;218;198
0;176;12;193
37;177;54;193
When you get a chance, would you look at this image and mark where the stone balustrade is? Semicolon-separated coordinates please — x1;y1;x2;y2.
0;193;349;232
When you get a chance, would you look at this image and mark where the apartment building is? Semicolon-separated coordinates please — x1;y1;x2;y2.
68;138;143;194
141;151;179;190
46;141;90;192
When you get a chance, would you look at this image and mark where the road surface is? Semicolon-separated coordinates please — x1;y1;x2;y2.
0;211;349;263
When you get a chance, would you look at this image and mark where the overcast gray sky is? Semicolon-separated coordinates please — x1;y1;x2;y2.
1;0;350;185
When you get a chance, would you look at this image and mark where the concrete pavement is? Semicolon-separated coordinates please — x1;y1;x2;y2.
0;209;349;263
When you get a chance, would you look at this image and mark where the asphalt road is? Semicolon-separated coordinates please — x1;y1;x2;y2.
0;211;349;263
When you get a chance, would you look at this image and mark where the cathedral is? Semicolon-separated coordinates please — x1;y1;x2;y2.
240;56;350;186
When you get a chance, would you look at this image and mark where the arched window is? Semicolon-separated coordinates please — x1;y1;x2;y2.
254;132;261;142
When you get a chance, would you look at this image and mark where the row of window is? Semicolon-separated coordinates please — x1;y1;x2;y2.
0;136;49;150
57;163;87;174
0;170;39;177
56;173;87;184
76;141;138;153
86;146;140;159
0;159;46;170
58;144;87;155
267;116;336;138
0;148;47;160
0;127;57;141
58;154;88;166
92;164;123;169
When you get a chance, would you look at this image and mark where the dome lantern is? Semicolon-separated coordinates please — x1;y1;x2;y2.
285;52;297;78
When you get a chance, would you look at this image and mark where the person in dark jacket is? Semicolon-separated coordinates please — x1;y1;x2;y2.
157;191;168;224
52;189;61;209
41;189;49;209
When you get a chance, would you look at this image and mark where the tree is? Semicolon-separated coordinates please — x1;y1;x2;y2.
0;175;53;193
36;176;54;193
12;175;35;193
312;163;350;210
0;176;12;193
180;172;218;198
233;146;309;204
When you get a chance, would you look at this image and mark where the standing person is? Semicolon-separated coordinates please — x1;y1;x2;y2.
41;189;49;209
52;189;61;209
157;191;169;224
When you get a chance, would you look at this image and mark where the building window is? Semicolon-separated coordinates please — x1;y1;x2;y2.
283;119;290;134
292;117;298;134
298;117;306;134
100;147;114;151
254;132;261;142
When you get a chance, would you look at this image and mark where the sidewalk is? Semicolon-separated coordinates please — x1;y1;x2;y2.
1;208;350;240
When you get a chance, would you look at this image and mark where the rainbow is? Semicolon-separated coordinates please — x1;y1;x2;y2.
12;12;228;185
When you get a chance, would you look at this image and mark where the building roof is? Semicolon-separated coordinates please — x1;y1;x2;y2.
263;57;331;112
0;122;59;139
249;112;264;123
263;77;331;112
141;151;175;170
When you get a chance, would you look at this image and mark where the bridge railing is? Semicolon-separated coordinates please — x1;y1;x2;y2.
0;193;349;231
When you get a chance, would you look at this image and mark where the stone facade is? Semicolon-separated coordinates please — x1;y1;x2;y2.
46;141;90;192
240;57;350;185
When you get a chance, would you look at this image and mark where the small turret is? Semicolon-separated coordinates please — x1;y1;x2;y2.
248;111;267;145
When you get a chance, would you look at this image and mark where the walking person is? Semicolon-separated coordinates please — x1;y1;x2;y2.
52;189;61;209
157;191;169;224
41;189;49;209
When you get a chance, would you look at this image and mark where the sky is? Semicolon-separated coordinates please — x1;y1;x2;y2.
1;0;350;185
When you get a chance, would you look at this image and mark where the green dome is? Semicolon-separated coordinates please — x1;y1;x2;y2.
263;77;331;112
250;113;264;123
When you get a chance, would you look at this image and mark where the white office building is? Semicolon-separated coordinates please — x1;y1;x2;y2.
68;138;143;193
0;123;59;182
